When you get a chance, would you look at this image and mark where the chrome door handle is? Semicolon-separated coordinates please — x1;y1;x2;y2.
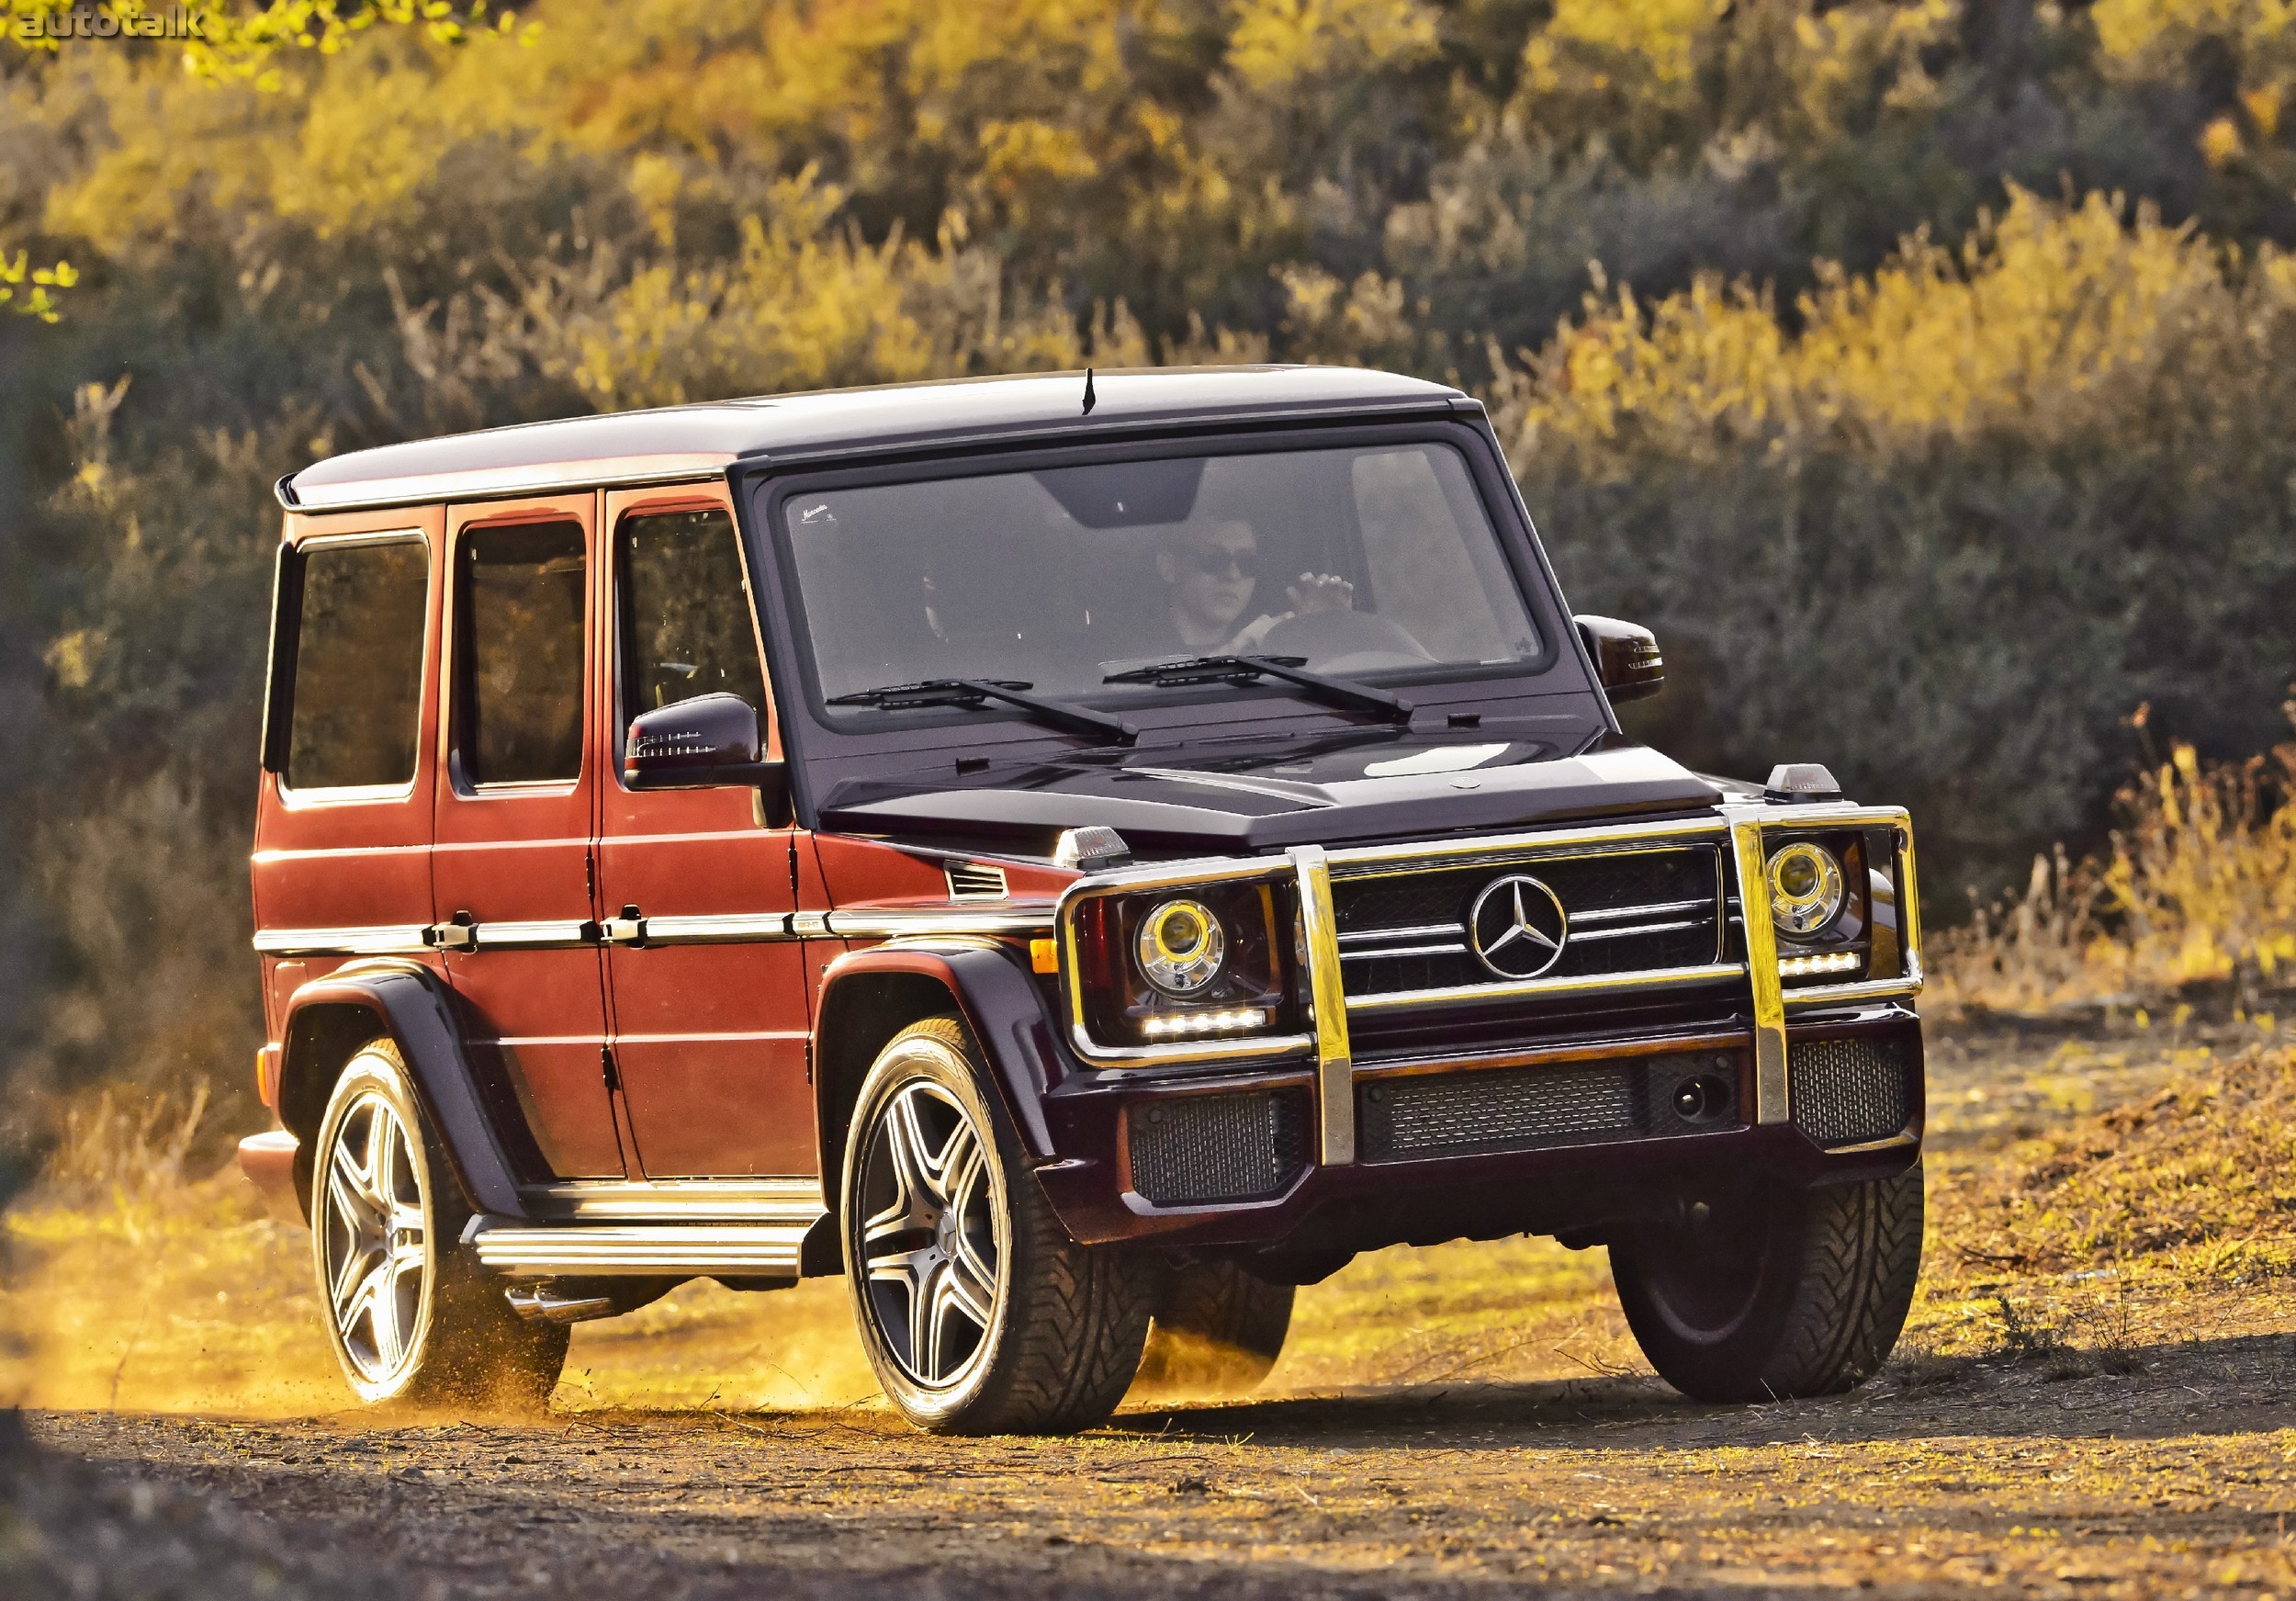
602;907;647;946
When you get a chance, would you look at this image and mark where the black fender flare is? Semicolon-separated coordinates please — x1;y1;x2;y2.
276;959;529;1221
813;941;1067;1179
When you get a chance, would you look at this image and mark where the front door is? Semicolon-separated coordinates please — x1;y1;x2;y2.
597;489;814;1178
433;495;623;1179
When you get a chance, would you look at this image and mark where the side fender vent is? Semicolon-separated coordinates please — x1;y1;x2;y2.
945;862;1009;901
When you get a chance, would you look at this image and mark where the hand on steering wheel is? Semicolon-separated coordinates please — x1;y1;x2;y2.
1285;572;1355;615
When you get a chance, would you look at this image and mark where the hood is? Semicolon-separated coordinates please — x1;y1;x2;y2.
816;733;1723;855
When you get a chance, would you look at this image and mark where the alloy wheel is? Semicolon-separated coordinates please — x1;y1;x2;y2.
317;1090;430;1386
856;1080;1004;1389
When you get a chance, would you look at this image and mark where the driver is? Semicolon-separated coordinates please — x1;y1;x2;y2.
1155;517;1355;654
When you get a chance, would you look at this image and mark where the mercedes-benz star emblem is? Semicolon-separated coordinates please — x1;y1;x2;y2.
1468;874;1570;979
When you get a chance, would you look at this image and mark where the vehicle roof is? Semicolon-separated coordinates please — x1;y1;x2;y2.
279;366;1469;516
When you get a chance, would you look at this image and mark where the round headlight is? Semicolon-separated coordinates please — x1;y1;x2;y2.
1135;898;1227;997
1767;842;1845;937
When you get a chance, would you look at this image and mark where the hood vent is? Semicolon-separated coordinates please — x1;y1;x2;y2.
945;862;1010;901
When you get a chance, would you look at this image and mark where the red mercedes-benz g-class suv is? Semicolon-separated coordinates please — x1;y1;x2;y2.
241;366;1925;1432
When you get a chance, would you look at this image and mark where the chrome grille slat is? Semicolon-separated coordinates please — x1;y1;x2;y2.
1330;842;1726;1001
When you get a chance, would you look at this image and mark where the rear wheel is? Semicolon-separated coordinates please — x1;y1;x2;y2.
841;1017;1152;1434
1134;1253;1294;1396
310;1042;568;1410
1609;1163;1923;1403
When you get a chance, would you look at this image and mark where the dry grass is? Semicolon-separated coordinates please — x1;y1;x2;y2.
1930;728;2296;1019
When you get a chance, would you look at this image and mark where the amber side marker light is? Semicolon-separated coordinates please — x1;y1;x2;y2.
1030;937;1059;975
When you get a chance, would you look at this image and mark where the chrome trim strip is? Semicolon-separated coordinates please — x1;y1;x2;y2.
640;912;796;944
1062;1029;1316;1070
826;907;1053;938
1570;897;1714;926
252;924;432;956
469;1221;814;1277
790;911;832;938
1289;844;1355;1166
1344;961;1745;1015
1565;917;1707;944
477;919;595;950
1782;974;1924;1010
1337;921;1462;945
522;1177;825;1223
1340;941;1468;961
1728;810;1791;1125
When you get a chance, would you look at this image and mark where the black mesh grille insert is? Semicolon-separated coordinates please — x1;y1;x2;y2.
1358;1053;1744;1162
1127;1090;1310;1206
1789;1033;1916;1147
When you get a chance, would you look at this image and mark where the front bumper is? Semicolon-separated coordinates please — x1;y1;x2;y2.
1032;803;1926;1254
1034;1004;1922;1251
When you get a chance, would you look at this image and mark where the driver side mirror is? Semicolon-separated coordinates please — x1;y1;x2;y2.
1574;614;1665;704
625;693;789;809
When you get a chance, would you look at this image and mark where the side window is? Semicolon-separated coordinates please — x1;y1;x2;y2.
457;521;587;786
284;536;429;791
617;509;769;750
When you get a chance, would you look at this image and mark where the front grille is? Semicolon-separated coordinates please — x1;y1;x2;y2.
1357;1052;1743;1162
1789;1033;1916;1146
1332;846;1723;999
1127;1089;1310;1206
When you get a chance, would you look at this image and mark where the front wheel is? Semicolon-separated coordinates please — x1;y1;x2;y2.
310;1042;568;1410
1609;1163;1923;1403
841;1017;1152;1434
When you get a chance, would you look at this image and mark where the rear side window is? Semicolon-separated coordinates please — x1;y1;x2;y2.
458;521;587;785
284;536;429;791
618;509;768;749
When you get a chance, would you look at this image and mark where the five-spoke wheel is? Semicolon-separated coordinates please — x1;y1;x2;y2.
316;1086;430;1388
310;1042;568;1409
841;1017;1153;1434
856;1079;1004;1390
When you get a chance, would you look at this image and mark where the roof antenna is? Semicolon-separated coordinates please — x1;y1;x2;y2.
1081;366;1097;416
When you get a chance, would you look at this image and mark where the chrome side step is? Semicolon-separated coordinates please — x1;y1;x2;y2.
467;1216;820;1278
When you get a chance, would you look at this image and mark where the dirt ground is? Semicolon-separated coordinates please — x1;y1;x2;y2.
10;1014;2296;1597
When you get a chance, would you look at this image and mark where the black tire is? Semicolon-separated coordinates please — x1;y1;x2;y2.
841;1017;1152;1434
310;1041;568;1411
1134;1253;1294;1396
1610;1162;1923;1403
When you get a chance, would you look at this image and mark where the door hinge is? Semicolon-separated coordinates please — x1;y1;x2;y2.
585;851;596;901
803;1038;815;1085
600;1043;622;1091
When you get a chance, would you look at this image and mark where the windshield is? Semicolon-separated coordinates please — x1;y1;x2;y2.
779;440;1547;720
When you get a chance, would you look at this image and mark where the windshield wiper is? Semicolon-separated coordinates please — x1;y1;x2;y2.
1102;654;1412;724
827;678;1138;745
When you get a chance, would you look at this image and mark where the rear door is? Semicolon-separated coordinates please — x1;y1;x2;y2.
596;487;814;1178
253;514;443;1040
433;494;624;1179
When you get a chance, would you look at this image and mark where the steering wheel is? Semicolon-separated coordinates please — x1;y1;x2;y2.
1256;610;1435;675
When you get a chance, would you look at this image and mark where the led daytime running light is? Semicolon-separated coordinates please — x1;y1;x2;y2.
1142;1009;1268;1038
1778;950;1863;978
